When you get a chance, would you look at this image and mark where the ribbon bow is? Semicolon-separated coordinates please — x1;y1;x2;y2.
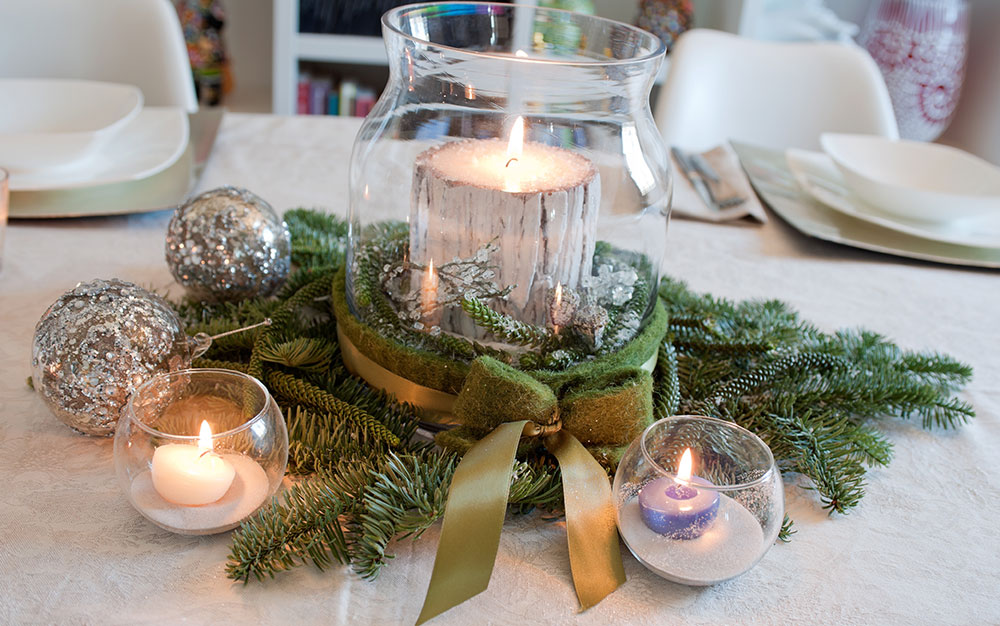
417;356;653;624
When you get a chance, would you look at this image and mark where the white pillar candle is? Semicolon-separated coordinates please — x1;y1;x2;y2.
151;420;236;506
409;116;601;333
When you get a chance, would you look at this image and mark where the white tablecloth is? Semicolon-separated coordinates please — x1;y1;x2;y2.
2;114;998;625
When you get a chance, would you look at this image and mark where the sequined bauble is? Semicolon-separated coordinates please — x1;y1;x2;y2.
165;187;292;302
31;279;193;436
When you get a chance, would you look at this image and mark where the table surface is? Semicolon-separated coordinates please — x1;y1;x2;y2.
2;114;998;625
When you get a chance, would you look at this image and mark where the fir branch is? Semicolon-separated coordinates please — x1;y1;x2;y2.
193;357;250;373
258;337;336;372
778;515;795;542
461;294;553;348
674;338;773;357
266;370;402;448
284;208;349;269
227;478;350;582
710;353;845;406
653;341;680;419
286;405;398;474
352;451;457;580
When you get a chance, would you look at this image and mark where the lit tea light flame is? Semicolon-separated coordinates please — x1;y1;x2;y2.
198;420;214;454
676;448;693;484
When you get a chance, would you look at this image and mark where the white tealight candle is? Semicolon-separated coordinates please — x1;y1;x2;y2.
151;420;236;506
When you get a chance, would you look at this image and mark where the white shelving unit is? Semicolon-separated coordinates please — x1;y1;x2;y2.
272;0;388;115
272;0;762;115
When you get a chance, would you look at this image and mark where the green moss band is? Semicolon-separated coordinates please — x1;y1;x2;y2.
332;267;668;394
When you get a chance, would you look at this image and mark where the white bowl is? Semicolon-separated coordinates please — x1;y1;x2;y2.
820;133;1000;224
0;79;143;171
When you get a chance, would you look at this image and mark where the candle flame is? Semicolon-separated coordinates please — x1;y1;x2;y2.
507;116;524;162
515;49;528;58
421;259;439;322
554;282;562;306
676;448;693;483
198;420;214;452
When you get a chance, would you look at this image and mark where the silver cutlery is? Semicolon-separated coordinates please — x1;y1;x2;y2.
672;146;746;210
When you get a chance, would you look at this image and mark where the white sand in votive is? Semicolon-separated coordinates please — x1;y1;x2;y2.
619;493;764;585
131;454;269;534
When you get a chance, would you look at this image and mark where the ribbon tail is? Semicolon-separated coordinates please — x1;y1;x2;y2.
416;420;530;625
545;430;626;611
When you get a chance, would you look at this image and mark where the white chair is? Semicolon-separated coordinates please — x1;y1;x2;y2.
654;29;898;151
0;0;198;112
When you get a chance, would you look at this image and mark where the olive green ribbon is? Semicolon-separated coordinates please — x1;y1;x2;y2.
417;357;651;624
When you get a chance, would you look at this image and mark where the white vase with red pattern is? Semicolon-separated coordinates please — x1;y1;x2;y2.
859;0;970;141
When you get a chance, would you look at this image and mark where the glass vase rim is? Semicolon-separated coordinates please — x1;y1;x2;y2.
639;414;778;492
382;1;667;69
125;368;271;442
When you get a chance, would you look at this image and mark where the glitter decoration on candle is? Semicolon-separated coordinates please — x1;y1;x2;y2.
638;448;719;538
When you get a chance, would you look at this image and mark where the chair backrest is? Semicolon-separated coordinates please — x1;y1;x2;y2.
654;29;898;151
0;0;198;112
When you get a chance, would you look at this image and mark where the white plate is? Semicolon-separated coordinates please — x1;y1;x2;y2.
786;149;1000;249
9;106;189;191
0;79;143;171
732;142;1000;270
820;133;1000;223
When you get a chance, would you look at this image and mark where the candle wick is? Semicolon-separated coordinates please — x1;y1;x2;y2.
199;449;215;459
505;157;518;168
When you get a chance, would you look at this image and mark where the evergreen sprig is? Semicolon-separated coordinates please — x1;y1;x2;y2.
461;294;553;347
226;477;350;582
266;370;401;448
203;210;975;585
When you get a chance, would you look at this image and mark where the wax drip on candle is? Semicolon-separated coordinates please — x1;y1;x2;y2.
504;116;525;193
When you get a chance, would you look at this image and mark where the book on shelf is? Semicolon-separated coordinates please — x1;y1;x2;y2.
296;74;310;115
339;79;357;116
296;75;380;117
354;88;376;117
309;79;331;115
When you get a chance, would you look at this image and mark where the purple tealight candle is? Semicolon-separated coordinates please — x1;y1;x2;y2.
639;448;719;539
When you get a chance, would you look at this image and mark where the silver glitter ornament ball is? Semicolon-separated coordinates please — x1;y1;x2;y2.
31;279;193;436
165;186;292;302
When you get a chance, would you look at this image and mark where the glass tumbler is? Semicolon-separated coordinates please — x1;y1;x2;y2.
113;368;288;535
613;415;784;585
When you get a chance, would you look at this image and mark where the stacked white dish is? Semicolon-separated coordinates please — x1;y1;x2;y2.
1;78;191;218
784;133;1000;256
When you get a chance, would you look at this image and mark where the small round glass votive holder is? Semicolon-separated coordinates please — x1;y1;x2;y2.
113;369;288;535
613;415;783;585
